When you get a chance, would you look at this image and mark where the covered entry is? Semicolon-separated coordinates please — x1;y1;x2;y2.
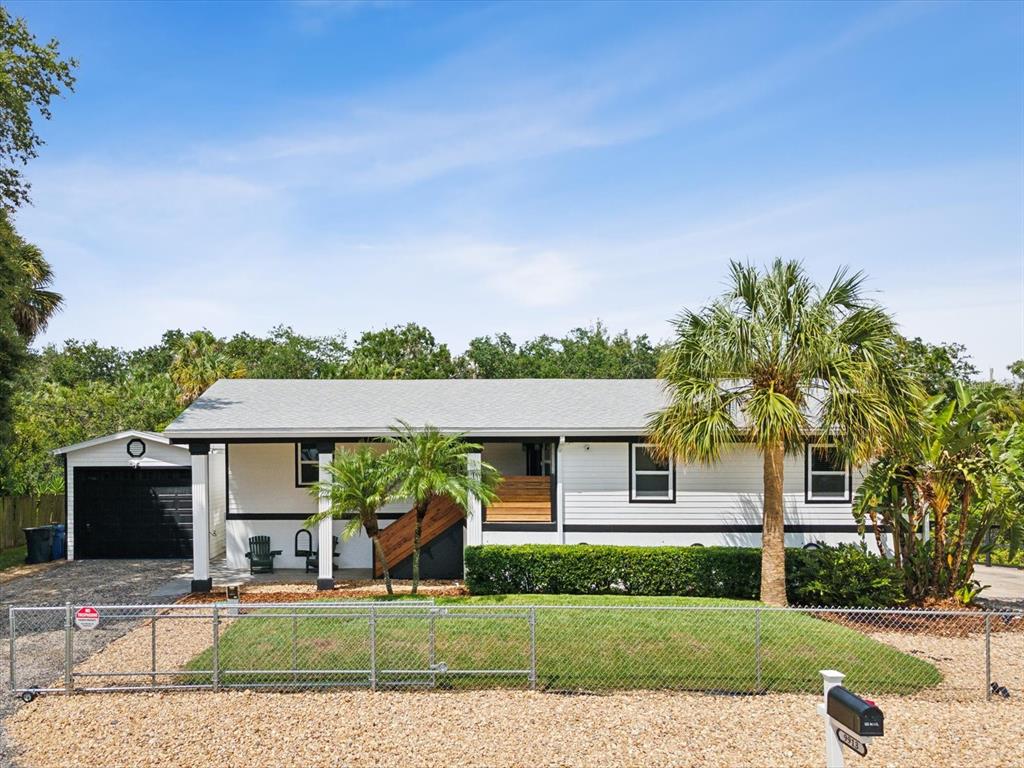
73;467;192;558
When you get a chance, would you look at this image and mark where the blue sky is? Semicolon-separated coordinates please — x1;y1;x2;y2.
10;0;1024;375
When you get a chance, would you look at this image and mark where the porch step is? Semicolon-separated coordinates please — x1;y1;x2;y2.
375;496;464;577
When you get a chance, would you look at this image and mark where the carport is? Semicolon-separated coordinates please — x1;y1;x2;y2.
53;431;226;561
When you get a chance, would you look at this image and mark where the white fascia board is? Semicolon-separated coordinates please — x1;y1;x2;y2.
161;427;647;441
52;430;175;456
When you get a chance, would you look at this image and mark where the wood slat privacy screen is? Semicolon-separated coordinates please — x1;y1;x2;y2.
485;476;552;523
375;496;465;576
1;495;65;550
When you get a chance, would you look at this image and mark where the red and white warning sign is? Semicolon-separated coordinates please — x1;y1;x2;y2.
74;606;100;630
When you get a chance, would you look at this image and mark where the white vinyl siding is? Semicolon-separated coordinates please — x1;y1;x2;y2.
562;442;861;528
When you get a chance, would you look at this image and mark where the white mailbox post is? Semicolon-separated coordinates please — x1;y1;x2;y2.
817;669;884;768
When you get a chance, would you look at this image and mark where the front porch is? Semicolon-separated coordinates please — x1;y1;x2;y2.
185;437;561;593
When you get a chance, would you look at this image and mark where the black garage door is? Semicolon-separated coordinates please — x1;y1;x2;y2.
74;467;192;558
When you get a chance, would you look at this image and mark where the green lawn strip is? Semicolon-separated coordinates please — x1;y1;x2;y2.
183;595;940;694
0;545;27;571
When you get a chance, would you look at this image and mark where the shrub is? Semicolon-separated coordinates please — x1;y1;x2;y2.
464;543;903;607
786;544;904;607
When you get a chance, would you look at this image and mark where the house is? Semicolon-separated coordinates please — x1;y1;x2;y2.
58;379;865;592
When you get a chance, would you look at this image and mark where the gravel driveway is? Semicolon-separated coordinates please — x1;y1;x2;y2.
1;559;190;768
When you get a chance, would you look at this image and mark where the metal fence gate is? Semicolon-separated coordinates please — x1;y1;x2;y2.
8;601;540;697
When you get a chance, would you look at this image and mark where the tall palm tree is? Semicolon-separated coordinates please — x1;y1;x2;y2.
169;330;246;405
305;446;396;595
648;259;919;605
384;421;501;594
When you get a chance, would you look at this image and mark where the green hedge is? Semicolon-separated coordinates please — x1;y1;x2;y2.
464;544;904;607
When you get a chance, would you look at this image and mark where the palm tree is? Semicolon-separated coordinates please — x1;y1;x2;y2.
169;330;246;405
384;421;501;594
2;215;62;341
648;259;919;605
13;243;62;340
305;446;396;595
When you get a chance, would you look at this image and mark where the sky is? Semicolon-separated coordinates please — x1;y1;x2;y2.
9;0;1024;376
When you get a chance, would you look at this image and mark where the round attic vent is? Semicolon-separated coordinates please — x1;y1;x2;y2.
126;438;146;458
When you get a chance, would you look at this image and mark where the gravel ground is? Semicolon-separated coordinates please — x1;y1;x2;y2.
1;559;190;768
6;689;1023;768
868;630;1023;700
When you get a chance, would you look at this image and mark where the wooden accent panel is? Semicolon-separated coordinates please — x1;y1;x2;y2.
486;476;552;523
375;496;464;577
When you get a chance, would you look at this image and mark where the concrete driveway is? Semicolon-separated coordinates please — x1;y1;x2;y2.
974;564;1024;605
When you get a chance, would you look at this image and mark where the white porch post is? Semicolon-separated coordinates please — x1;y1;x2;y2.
190;443;211;593
465;452;483;549
316;442;335;590
556;436;565;544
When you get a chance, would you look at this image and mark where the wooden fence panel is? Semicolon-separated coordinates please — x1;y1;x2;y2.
0;495;64;550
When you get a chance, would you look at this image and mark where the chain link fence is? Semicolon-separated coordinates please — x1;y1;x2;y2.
8;602;1023;701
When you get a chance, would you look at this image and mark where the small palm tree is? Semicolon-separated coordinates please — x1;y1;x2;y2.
648;259;919;605
306;446;396;594
384;421;500;594
169;330;246;405
11;238;62;341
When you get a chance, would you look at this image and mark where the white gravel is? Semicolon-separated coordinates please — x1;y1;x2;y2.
6;689;1023;768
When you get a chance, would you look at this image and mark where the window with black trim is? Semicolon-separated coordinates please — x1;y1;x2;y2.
630;443;674;502
805;443;850;502
296;442;319;486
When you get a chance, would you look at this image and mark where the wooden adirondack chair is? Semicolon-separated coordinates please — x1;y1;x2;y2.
294;529;340;573
245;535;282;574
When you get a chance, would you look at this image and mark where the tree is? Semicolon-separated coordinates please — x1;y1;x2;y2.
305;446;396;595
169;330;246;405
0;6;77;210
856;383;1024;601
346;324;465;379
0;209;61;442
648;259;918;605
1009;359;1024;386
37;339;127;387
9;237;61;340
0;376;178;495
895;337;977;397
383;422;500;594
463;323;663;379
0;221;25;444
463;333;523;378
227;325;348;379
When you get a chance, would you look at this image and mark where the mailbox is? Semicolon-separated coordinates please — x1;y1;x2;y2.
827;686;884;737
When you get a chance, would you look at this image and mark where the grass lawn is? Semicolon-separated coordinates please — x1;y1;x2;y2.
0;545;27;571
186;595;941;694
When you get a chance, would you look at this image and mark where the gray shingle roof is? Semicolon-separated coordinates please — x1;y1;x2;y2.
162;379;670;439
